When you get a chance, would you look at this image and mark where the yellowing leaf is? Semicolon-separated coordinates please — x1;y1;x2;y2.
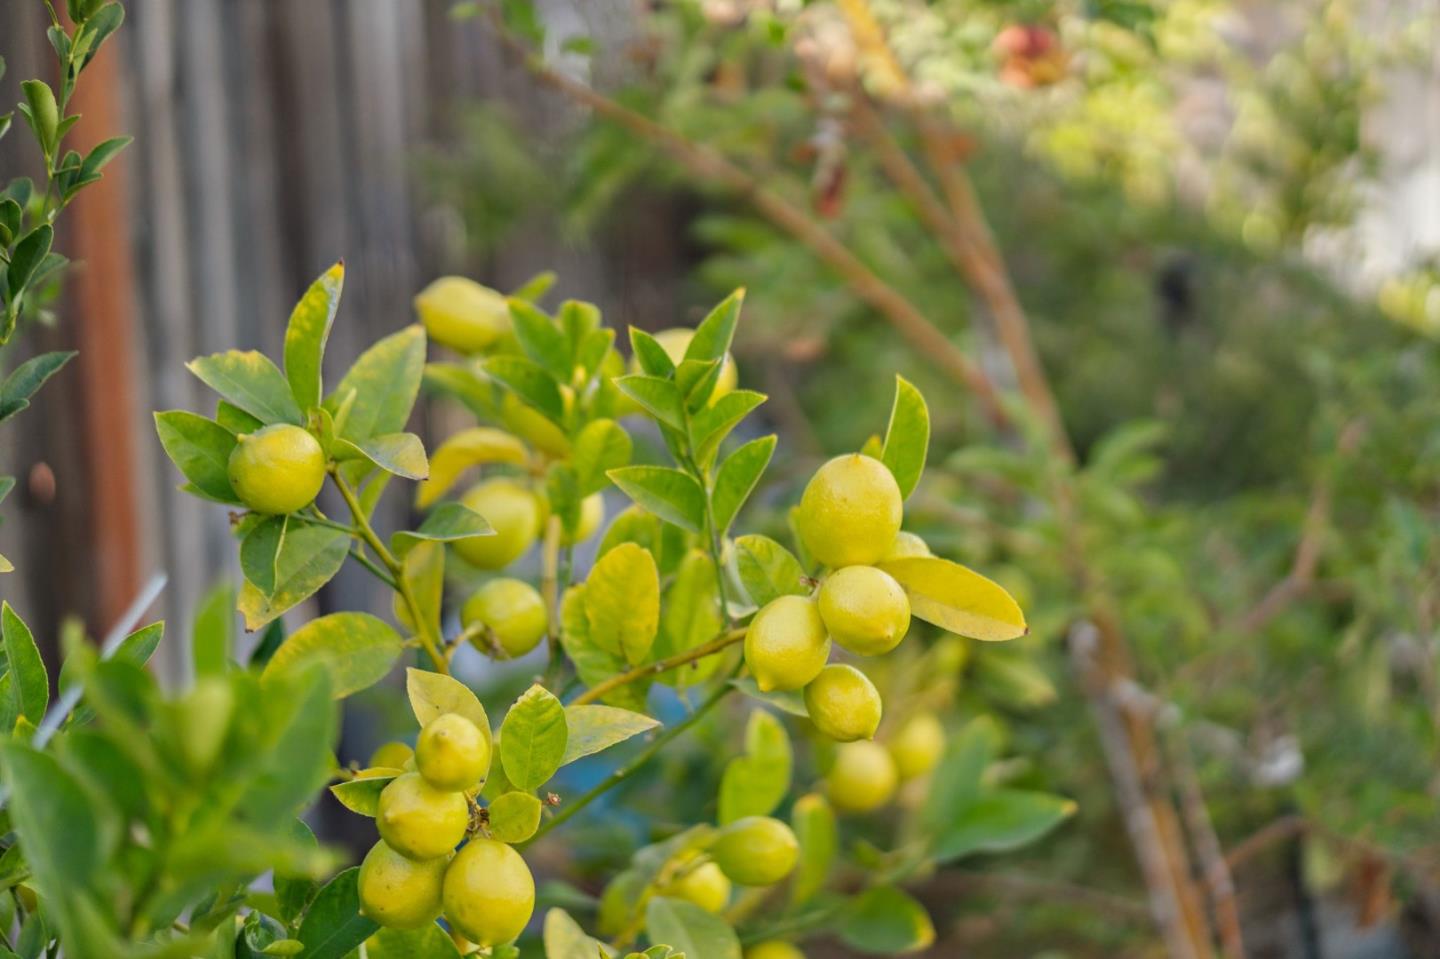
487;791;543;844
877;556;1027;642
585;543;660;665
415;427;529;508
262;613;404;699
561;705;659;765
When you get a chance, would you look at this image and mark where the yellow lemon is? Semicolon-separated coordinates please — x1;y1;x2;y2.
803;664;883;742
357;840;446;930
227;424;326;515
415;713;490;791
454;479;542;569
414;277;511;354
376;772;470;861
744;595;831;692
882;531;931;561
888;711;945;781
816;566;910;656
442;838;535;947
709;817;799;887
368;741;414;770
461;578;548;658
746;943;807;959
826;741;898;815
795;454;902;568
563;492;605;545
662;857;731;914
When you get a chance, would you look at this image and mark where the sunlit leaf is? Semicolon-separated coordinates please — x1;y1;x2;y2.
261;613;404;699
877;556;1026;641
608;466;705;533
186;350;302;426
561;705;659;765
880;375;929;500
283;262;344;411
499;684;568;791
733;535;808;608
407;668;492;757
585;543;660;664
487;791;543;844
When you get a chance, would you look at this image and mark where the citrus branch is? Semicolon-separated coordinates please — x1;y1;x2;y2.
571;628;747;707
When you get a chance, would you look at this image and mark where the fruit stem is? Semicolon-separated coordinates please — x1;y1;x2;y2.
570;627;746;706
522;674;736;847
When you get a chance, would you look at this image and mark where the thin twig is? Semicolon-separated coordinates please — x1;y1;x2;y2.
571;628;746;706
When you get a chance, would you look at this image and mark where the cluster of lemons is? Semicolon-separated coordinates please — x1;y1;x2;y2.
357;713;534;949
746;452;948;814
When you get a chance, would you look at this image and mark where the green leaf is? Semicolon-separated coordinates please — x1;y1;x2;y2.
406;668;493;758
400;541;445;643
572;418;632;495
5;228;48;298
607;466;706;533
644;898;740;959
509;270;557;304
733;535;808;607
364;924;462;958
837;887;935;955
789;792;836;907
717;709;791;824
115;621;164;668
500;683;568;791
686;289;744;364
876;556;1027;641
192;581;234;676
485;354;565;423
327;326;426;442
329;771;397;817
275;819;321;924
240;515;286;595
880;375;929;499
415;426;528;508
295;868;378;959
0;743;106;905
560;705;659;765
487;791;543;843
241;666;338;823
77;135;130;181
628;328;675;377
261;612;404;699
933;789;1075;863
18;81;57;155
585;542;660;664
508;299;571;380
217;398;265;434
560;586;649;712
0;350;74;419
614;375;686;431
675;357;722;410
922;716;999;836
342;432;429;480
2;603;47;723
186;350;303;426
283;261;344;411
391;502;493;553
654;550;723;688
710;434;775;533
690;390;766;466
237;524;350;630
727;677;807;717
154;411;239;503
543;908;614;959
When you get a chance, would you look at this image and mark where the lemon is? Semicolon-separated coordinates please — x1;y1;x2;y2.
709;816;799;887
804;664;883;742
377;772;470;861
369;741;414;770
796;454;903;568
744;595;831;692
501;392;570;458
662;857;731;913
816;566;910;656
826;741;898;814
882;531;931;561
888;711;945;781
442;838;535;947
357;840;447;929
414;277;511;354
227;424;326;515
461;578;548;658
640;327;739;406
563;492;605;545
415;713;490;791
746;943;807;959
454;479;542;570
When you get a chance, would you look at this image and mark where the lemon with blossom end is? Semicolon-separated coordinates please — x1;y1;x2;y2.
414;276;511;354
816;566;911;656
358;840;447;930
889;711;946;781
882;531;931;561
796;454;903;568
462;578;548;658
369;741;414;770
415;713;490;791
442;838;535;947
227;424;325;515
826;740;898;814
744;595;831;693
804;664;883;742
662;857;731;913
746;943;807;959
376;772;469;861
454;479;542;570
710;817;799;887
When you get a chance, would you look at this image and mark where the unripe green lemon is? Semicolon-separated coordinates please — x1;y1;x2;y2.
888;711;946;781
414;277;511;354
442;838;535;947
882;530;931;561
357;840;446;929
176;677;235;773
376;772;470;860
710;817;799;887
650;327;739;405
562;492;605;546
795;454;903;568
662;857;731;914
369;741;414;770
803;664;883;742
227;424;326;515
500;392;570;458
454;479;542;569
744;595;831;693
816;566;911;656
746;942;806;959
826;740;898;814
415;713;490;791
461;578;548;659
